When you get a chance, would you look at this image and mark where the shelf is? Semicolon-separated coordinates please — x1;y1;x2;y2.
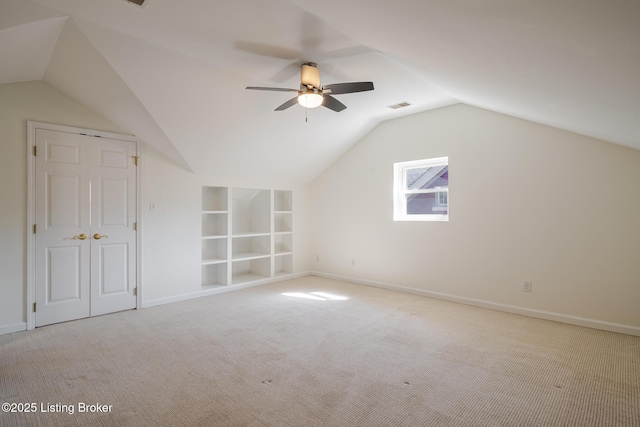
202;235;227;240
274;253;292;276
232;232;271;238
202;239;227;261
232;235;270;259
232;252;270;261
202;187;228;211
232;188;270;235
201;263;228;287
274;211;292;233
274;233;292;254
203;210;228;214
274;251;292;256
202;258;227;265
274;190;292;212
202;212;228;236
232;258;270;285
231;273;269;285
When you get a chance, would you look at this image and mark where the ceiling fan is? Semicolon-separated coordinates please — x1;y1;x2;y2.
246;62;374;113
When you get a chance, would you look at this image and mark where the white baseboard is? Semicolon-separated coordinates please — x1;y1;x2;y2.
0;322;27;336
142;272;310;309
312;272;640;337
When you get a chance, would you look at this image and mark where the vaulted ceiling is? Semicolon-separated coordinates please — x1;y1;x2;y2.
2;0;639;182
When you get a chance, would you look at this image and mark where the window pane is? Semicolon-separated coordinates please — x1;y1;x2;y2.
407;192;448;215
406;166;448;190
394;156;448;222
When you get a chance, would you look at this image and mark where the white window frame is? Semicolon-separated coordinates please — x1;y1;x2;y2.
393;156;449;222
437;191;448;206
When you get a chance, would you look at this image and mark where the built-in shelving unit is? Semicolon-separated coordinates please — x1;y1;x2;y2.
201;186;293;289
201;187;229;288
273;190;293;277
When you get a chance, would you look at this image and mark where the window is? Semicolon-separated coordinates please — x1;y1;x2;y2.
393;156;448;221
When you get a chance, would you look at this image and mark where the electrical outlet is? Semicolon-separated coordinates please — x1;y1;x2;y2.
351;259;356;266
523;281;532;292
149;201;158;212
315;255;319;262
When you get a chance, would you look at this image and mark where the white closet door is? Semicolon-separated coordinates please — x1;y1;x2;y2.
90;137;137;316
34;129;91;326
34;128;137;327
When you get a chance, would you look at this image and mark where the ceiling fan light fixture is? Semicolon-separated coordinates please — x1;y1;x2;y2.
298;93;323;109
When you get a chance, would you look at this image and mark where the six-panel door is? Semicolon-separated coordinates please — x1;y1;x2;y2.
34;128;136;327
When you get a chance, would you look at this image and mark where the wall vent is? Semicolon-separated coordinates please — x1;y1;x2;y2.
123;0;146;6
387;102;411;110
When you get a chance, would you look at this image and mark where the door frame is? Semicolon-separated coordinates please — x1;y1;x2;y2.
26;121;143;330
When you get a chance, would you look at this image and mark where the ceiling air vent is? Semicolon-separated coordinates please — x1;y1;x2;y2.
387;102;411;110
123;0;146;6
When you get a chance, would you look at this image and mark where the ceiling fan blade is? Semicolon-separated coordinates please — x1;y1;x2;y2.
246;87;299;93
235;41;300;60
322;95;347;112
323;82;374;95
275;97;300;111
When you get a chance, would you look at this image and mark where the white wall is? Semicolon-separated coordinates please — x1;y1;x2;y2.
0;80;310;334
310;104;640;331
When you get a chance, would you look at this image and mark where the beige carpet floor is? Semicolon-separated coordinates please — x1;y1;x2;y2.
1;276;639;426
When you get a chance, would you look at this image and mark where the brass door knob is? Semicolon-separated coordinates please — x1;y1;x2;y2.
93;233;109;240
73;233;87;240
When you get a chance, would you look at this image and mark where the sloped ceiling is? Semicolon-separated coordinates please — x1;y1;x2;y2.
2;0;639;182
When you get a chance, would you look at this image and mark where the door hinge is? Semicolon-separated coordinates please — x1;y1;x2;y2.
133;222;137;231
133;287;138;296
132;155;139;166
33;224;37;234
33;146;37;156
33;302;37;312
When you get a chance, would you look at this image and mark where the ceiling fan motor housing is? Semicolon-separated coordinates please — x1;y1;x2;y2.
301;63;320;88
